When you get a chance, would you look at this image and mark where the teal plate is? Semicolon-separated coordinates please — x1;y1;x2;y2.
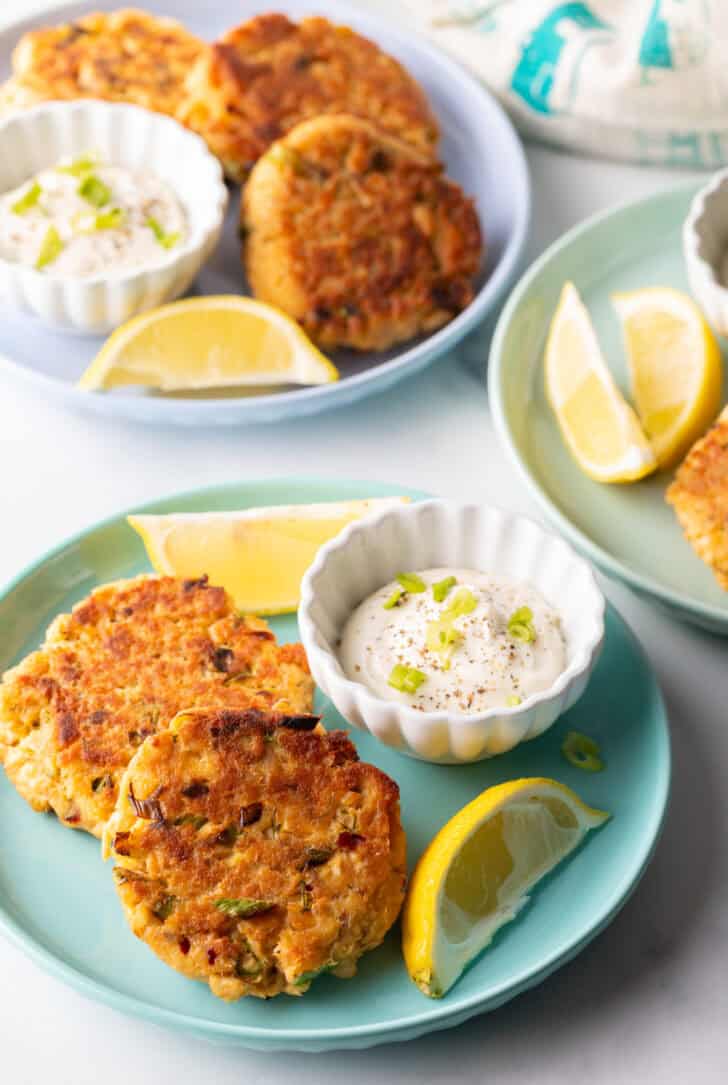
0;478;670;1051
489;183;728;634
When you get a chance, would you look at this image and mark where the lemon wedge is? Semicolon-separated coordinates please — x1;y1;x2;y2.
78;296;338;392
612;286;723;469
128;497;409;614
545;282;657;483
402;777;609;998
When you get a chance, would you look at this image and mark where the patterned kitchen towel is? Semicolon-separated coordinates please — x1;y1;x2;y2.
402;0;728;168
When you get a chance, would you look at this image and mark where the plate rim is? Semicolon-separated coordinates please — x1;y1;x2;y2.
488;179;728;631
0;475;671;1048
0;0;531;425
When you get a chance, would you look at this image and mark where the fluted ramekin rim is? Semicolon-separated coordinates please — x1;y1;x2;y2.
683;168;728;317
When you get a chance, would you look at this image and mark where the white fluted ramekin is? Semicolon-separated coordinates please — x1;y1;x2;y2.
683;169;728;336
299;501;605;764
0;101;228;334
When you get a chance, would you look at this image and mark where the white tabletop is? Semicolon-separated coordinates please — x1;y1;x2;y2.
2;3;727;1083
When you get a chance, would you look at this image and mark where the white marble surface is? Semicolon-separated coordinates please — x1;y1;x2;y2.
1;3;727;1083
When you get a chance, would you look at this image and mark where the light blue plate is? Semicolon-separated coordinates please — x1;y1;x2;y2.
0;0;529;426
489;183;728;634
0;477;670;1051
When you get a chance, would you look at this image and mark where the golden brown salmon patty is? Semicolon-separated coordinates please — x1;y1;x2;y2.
179;13;438;182
243;114;482;352
105;707;406;1000
666;405;728;590
3;8;204;117
0;576;312;837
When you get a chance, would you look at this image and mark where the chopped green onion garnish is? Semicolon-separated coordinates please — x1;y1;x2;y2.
11;181;42;215
432;575;457;603
561;731;604;773
388;663;426;694
214;897;275;917
58;154;98;177
293;967;324;987
173;813;207;830
78;174;111;208
422;588;477;669
425;618;462;670
507;605;536;643
442;587;478;621
35;226;63;269
396;572;426;594
268;144;307;174
146;215;181;249
151;895;177;920
93;207;126;230
235;952;263;976
383;587;405;610
506;694;522;707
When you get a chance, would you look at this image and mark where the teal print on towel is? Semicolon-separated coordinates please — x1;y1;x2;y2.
430;1;513;33
634;129;720;169
638;1;673;71
638;0;710;82
510;3;610;115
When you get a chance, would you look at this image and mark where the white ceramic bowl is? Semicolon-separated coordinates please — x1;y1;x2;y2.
0;100;228;334
299;501;605;764
683;169;728;335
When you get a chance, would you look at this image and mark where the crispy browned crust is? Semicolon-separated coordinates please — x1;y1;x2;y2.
10;8;204;116
243;114;482;351
667;405;728;589
108;707;406;1000
179;13;439;181
0;576;313;836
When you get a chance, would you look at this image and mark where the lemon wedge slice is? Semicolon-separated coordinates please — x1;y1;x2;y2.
612;286;723;469
78;296;338;392
128;497;409;614
545;282;657;483
402;777;609;998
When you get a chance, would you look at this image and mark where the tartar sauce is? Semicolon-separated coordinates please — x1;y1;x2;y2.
339;568;566;714
0;153;186;277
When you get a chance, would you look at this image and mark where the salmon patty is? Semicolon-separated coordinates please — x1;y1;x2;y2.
667;405;728;590
243;114;482;351
2;8;204;117
179;13;438;182
105;707;406;1000
0;575;312;837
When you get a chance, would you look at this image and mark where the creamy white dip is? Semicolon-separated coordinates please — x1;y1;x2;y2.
339;568;567;714
0;154;186;277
